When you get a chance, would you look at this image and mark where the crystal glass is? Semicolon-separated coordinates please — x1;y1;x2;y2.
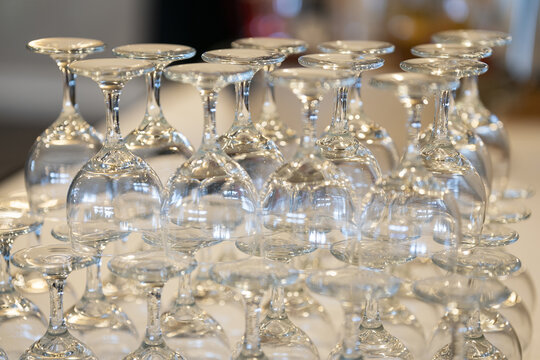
411;42;531;224
201;48;285;194
25;37;104;218
112;43;196;183
210;258;298;360
318;40;398;174
400;58;488;245
306;267;403;360
67;58;162;255
231;37;308;160
108;251;195;360
161;62;259;358
414;274;513;360
11;244;97;360
298;53;383;202
0;206;45;358
49;223;137;359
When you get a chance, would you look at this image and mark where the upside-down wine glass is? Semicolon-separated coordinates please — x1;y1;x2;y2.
411;42;531;224
112;43;196;183
414;274;513;360
12;244;97;360
298;53;383;202
201;48;285;193
0;205;45;358
67;58;163;358
431;30;532;200
161;62;260;359
429;247;523;360
231;37;308;160
365;72;465;348
260;66;357;353
25;37;104;220
108;251;195;360
318;40;399;174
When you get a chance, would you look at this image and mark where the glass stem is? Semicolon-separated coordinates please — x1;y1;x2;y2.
175;268;196;307
448;308;466;360
59;61;78;115
457;76;480;103
268;284;287;320
102;88;124;146
47;277;68;335
432;89;451;141
0;238;14;293
240;296;264;358
145;285;166;347
260;65;278;120
341;302;364;359
330;86;349;132
348;73;364;120
465;308;484;339
83;252;104;301
362;299;383;329
234;80;253;127
200;89;219;148
144;70;165;120
298;98;320;153
401;99;425;164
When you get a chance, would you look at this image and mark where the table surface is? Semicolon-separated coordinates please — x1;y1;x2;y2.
1;82;538;359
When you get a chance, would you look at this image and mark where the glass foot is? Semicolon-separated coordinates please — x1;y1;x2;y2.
487;201;531;224
259;316;319;359
124;341;184;360
21;329;97;359
500;185;535;200
463;224;519;247
161;303;230;359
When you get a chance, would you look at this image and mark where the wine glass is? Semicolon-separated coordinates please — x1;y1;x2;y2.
66;58;162;357
410;42;531;224
318;40;399;174
161;62;259;359
112;43;196;183
432;30;533;207
400;58;488;245
306;267;403;360
231;37;308;160
298;53;383;202
261;66;357;354
201;48;286;193
107;250;195;360
414;274;513;360
0;205;46;358
25;37;104;219
210;257;298;360
11;244;97;360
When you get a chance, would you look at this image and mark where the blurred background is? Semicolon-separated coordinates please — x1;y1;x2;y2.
1;0;539;180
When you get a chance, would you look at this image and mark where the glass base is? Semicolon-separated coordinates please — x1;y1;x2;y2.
259;315;319;359
124;341;184;360
161;303;230;359
487;201;531;224
21;329;97;359
462;224;519;247
499;185;535;200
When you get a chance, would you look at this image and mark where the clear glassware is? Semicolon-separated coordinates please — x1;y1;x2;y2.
231;37;308;160
201;48;286;194
161;62;259;359
0;348;6;360
410;42;531;224
318;40;399;174
66;58;162;357
0;205;46;358
432;30;533;205
25;37;104;219
210;258;298;360
48;222;137;359
414;274;513;360
306;267;403;360
108;250;195;360
112;43;196;183
11;244;97;360
298;53;383;202
400;58;488;245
